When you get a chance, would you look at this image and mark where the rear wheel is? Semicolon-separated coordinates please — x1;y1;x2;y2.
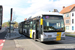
23;30;25;35
19;29;22;34
23;30;25;34
19;30;21;34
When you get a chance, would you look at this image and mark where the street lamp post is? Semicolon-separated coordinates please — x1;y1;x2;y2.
9;8;13;33
9;8;13;37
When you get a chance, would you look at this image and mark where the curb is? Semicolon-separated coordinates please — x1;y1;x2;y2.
6;35;22;40
5;32;22;40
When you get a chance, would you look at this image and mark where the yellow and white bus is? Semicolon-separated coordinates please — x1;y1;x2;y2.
18;12;65;42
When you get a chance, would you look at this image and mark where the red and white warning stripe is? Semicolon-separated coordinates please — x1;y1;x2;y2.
0;40;5;50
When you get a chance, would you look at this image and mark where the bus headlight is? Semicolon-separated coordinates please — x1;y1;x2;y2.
62;33;65;36
44;34;46;36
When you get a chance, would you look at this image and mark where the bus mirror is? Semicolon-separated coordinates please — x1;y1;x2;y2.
40;18;43;25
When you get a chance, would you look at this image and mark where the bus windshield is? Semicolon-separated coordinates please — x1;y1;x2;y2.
43;15;65;32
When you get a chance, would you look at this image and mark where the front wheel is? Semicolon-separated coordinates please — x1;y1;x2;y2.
33;33;36;41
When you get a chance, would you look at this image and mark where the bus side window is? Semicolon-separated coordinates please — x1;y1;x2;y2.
33;24;35;30
27;25;29;28
30;21;33;29
24;25;27;28
32;21;35;30
20;24;22;28
37;20;40;29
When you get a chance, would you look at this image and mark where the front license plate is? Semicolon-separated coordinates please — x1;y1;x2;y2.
48;35;52;37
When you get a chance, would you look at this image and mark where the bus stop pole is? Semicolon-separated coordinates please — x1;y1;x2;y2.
9;8;13;37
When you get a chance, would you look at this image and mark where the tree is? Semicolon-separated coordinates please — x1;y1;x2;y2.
2;21;18;28
13;21;18;28
52;9;59;12
2;22;9;27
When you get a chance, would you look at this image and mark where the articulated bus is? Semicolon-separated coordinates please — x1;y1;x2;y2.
18;12;65;42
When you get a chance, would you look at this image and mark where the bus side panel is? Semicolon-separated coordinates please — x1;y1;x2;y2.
29;29;36;38
32;30;36;38
23;29;27;35
20;26;23;34
42;32;65;41
30;29;32;38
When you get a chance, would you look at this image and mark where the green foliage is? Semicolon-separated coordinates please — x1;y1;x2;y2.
2;21;18;28
13;21;18;28
66;34;75;37
2;22;9;27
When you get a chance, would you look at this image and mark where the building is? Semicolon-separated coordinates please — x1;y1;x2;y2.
53;9;59;12
60;4;75;32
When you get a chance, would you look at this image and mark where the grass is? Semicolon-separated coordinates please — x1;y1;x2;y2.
66;34;75;37
65;32;75;34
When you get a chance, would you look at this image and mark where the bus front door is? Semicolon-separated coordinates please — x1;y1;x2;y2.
36;20;40;39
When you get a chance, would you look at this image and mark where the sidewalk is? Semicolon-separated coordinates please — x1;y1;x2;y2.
5;29;22;40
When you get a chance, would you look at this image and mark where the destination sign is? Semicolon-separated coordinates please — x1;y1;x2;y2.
43;15;63;20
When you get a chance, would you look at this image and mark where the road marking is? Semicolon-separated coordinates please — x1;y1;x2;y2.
14;39;44;50
27;39;44;50
0;43;4;46
0;40;5;46
3;40;5;42
14;40;20;47
0;40;5;50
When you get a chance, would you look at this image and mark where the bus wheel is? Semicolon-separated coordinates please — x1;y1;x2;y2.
33;33;36;41
19;31;20;34
19;30;21;34
24;31;25;33
19;30;22;34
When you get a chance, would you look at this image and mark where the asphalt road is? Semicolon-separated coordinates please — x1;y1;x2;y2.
15;34;75;50
2;29;75;50
30;36;75;50
0;27;8;39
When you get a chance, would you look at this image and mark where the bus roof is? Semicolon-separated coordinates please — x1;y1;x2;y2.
31;12;63;19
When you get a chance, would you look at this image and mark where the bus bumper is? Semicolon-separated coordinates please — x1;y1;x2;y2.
41;37;65;42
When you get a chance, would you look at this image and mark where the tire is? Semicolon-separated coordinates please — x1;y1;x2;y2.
24;31;25;33
19;29;22;34
23;31;25;35
19;31;20;33
33;33;36;41
19;30;20;34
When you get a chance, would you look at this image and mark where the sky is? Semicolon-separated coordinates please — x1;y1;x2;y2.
0;0;75;23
